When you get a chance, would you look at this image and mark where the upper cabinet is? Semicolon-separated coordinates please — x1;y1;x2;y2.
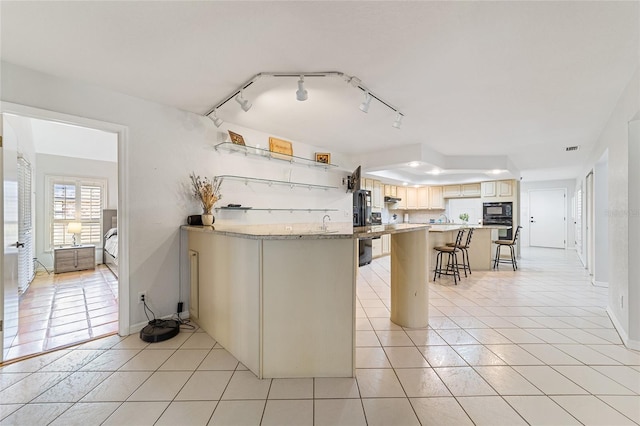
406;187;418;209
444;183;481;198
443;185;461;198
417;187;429;209
481;180;514;199
384;184;397;197
481;181;497;197
462;183;481;197
372;180;382;210
395;186;408;209
429;186;445;209
497;180;513;197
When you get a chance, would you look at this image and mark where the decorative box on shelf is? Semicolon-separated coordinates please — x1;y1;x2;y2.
54;245;96;274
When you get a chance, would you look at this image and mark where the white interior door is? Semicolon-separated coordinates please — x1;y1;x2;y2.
529;188;566;248
1;117;20;362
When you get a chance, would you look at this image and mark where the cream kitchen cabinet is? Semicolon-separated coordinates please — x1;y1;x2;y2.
444;183;481;198
482;180;514;198
497;180;513;197
481;181;497;197
381;234;391;255
395;186;407;209
429;186;445;209
406;187;418;209
417;187;429;209
372;237;382;258
372;180;382;210
462;183;481;197
384;184;397;197
443;185;461;198
364;178;374;193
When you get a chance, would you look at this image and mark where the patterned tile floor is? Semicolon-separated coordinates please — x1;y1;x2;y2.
4;265;118;361
0;248;638;425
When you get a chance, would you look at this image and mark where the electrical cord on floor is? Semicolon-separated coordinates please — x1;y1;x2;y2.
142;298;194;330
172;312;196;331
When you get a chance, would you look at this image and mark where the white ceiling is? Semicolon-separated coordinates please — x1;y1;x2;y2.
1;1;638;183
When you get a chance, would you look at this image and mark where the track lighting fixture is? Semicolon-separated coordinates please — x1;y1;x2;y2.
359;92;372;113
235;90;252;112
296;75;308;101
204;71;404;129
392;113;403;129
209;110;223;128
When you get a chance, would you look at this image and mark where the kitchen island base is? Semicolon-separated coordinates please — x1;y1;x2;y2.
186;229;356;379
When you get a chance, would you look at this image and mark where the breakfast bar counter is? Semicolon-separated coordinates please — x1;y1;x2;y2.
427;224;512;278
182;223;429;379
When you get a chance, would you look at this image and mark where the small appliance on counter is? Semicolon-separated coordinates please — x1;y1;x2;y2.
371;212;382;225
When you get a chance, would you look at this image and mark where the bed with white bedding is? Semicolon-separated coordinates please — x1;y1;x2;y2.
103;209;118;278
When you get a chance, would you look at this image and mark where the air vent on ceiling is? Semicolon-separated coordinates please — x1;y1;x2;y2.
565;145;580;152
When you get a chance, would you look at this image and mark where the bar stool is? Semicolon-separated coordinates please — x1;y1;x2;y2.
433;229;465;285
493;225;523;270
446;228;474;277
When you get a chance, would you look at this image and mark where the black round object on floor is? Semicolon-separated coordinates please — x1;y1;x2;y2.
139;319;180;343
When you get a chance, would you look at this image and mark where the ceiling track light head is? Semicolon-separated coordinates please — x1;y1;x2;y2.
392;112;403;129
235;90;252;112
296;75;308;101
359;91;372;113
209;110;224;128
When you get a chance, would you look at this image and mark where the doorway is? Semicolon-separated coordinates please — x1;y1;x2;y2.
1;104;129;363
528;188;566;249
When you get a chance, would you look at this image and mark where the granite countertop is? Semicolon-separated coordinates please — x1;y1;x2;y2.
427;223;512;232
182;223;430;240
353;223;430;238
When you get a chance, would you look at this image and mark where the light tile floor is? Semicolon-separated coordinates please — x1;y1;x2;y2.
4;265;118;361
1;247;639;425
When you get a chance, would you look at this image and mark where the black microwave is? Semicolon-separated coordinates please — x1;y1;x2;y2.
483;202;512;219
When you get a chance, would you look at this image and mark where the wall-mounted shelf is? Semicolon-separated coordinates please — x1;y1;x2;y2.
214;142;338;169
217;174;337;191
216;207;339;213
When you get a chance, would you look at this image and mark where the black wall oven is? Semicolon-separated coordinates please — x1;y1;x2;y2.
483;202;513;240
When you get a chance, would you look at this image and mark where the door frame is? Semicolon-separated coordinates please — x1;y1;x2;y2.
528;188;567;249
1;102;130;337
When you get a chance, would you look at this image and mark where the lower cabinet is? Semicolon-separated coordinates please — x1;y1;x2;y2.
381;234;391;255
54;245;96;273
372;237;382;258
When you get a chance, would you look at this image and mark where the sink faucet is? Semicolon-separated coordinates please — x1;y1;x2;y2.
438;214;449;223
322;214;331;231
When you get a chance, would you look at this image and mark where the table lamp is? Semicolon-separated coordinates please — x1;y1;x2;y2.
67;222;82;246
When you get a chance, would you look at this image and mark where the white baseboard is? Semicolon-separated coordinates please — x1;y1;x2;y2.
128;312;190;335
593;280;609;288
606;307;640;350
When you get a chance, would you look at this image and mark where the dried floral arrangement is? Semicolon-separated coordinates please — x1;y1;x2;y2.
189;172;222;214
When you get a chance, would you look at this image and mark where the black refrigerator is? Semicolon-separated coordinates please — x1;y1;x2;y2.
353;190;372;266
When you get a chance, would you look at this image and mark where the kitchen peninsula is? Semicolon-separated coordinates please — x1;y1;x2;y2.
182;223;429;379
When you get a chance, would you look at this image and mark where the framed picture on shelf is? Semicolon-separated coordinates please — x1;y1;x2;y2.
228;131;246;146
268;137;293;156
315;153;331;164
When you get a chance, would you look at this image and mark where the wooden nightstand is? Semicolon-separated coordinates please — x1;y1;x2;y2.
54;245;96;274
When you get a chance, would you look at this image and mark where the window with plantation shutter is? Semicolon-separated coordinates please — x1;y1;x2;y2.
46;176;107;250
